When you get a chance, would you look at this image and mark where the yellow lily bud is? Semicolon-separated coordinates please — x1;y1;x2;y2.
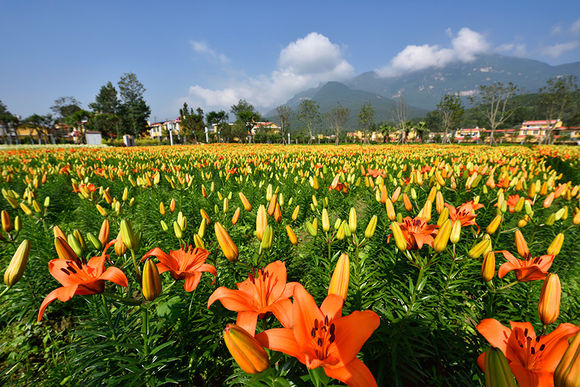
260;225;274;251
481;251;495;282
547;233;564;257
433;219;451;253
215;222;238;262
515;229;529;259
348;207;357;233
517;215;530;228
554;332;580;387
540;181;548;196
305;220;317;237
198;218;207;238
422;200;432;223
193;234;205;249
450;220;461;244
292;205;300;221
364;215;378;239
54;236;79;261
545;213;556;226
266;183;273;201
96;204;108;217
142;259;162;301
53;225;66;240
436;191;444;214
486;215;502;235
379;185;388;204
328;253;350;301
286;225;298;245
312;195;318;208
322;208;330;232
1;210;13;233
335;221;346;240
20;202;32;216
528;183;536;198
223;324;269;374
515;197;525;212
201;185;207;198
427;187;437;203
177;212;186;231
554;207;566;221
468;238;491;259
391;186;401;203
32;200;41;213
239;192;252;211
169;198;176;213
390;222;407;251
114;232;127;256
538;273;561;326
173;221;183;239
385;199;396;221
159;202;165;215
160;220;169;232
484;347;517;387
122;187;129;202
256;205;267;241
574;208;580;224
200;209;211;225
437;207;449;227
232;207;241;225
120;219;137;250
217;191;224;201
4;239;30;287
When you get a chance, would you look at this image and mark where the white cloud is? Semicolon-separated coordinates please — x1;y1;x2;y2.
541;41;579;58
376;27;490;77
551;25;563;35
572;18;580;34
190;40;229;64
496;43;527;57
184;32;354;111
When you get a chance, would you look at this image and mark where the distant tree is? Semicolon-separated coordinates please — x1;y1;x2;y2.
117;73;150;136
378;123;397;143
471;82;518;145
86;113;120;138
275;105;292;144
358;102;375;144
424;110;442;132
536;75;579;144
206;110;229;142
23;114;54;144
0;101;19;144
51;97;82;121
89;82;119;114
392;96;410;144
297;99;320;144
326;104;350;146
414;121;428;143
437;94;464;143
179;103;205;143
230;99;261;142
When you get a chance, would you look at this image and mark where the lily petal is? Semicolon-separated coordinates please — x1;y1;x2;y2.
256;328;301;359
236;311;259;337
37;285;79;321
476;318;511;354
329;310;380;366
184;272;202;292
324;357;378;387
320;294;344;322
100;267;129;287
208;286;254;311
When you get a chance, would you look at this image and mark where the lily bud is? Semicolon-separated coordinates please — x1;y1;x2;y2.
574;208;580;225
305;220;317;237
528;183;536;198
468;238;491;259
545;213;556;226
159;202;165;215
427;187;437;203
96;220;109;247
86;232;102;250
173;221;183;239
198;218;207;238
422;200;432;223
481;251;495;282
160;220;169;232
292;205;300;221
348;207;357;233
554;207;566;221
120;219;137;250
486;215;502;235
538;273;561;326
177;211;187;231
515;197;525;212
525;200;533;216
55;236;79;262
433;219;451;253
193;234;205;249
73;229;85;250
385;200;397;222
4;239;30;287
379;185;387;204
96;204;108;217
266;184;273;201
114;232;127;256
365;215;378;239
514;229;529;259
554;332;580;387
260;225;273;251
215;222;238;262
450;220;461;244
232;207;241;225
273;203;282;223
267;194;277;217
223;324;269;374
239;192;252;211
335;221;346;240
256;205;267;241
200;209;211;225
14;216;21;232
390;222;407;251
402;193;413;212
142;259;162;301
517;215;530;228
436;191;444;214
1;210;13;233
286;225;298;245
67;234;83;257
484;347;517;387
437;207;449;227
328;253;350;300
322;209;330;232
543;192;555;208
20;202;32;216
547;233;564;257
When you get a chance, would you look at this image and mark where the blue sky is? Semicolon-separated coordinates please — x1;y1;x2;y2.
1;1;580;121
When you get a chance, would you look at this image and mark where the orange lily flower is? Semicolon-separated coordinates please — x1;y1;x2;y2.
445;200;484;232
497;250;555;282
494;194;529;213
365;168;386;178
141;245;216;292
208;260;298;336
38;254;128;321
256;284;380;387
397;216;438;250
476;319;579;387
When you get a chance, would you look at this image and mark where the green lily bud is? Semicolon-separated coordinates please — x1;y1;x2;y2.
484;347;516;387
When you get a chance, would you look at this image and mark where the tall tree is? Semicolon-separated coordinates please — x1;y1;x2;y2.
51;97;81;121
358;102;375;143
275;105;292;144
179;103;205;143
297;99;320;144
392;96;410;144
471;82;518;145
536;75;578;144
378;123;397;143
206;110;229;142
0;101;19;144
117;73;150;136
326;104;350;146
230;99;261;142
23;114;54;144
437;94;464;144
89;82;119;114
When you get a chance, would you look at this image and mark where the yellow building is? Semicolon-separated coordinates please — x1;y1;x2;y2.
518;119;563;139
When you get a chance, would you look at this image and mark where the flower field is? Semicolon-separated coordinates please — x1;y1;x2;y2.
0;144;579;386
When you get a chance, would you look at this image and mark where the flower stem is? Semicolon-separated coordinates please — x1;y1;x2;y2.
496;281;519;291
0;286;11;299
131;249;142;282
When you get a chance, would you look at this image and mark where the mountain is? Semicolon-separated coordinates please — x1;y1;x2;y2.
345;54;580;110
267;81;427;128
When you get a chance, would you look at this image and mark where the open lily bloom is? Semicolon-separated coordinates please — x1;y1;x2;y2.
445;201;484;232
208;260;298;336
476;319;579;387
141;245;216;292
256;284;380;387
398;216;438;250
497;250;554;282
38;255;128;321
